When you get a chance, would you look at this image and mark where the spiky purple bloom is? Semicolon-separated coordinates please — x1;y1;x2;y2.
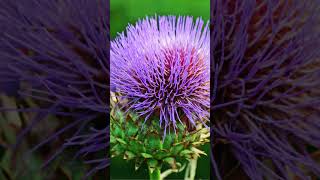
111;16;210;132
0;0;109;175
211;0;320;179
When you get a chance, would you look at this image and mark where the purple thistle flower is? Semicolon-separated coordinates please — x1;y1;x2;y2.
111;16;210;132
0;0;109;176
211;0;320;179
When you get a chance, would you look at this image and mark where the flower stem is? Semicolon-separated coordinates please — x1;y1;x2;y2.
184;156;198;180
149;167;161;180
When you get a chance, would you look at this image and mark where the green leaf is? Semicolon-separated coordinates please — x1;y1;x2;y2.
116;138;127;145
162;134;174;149
141;153;153;159
115;109;126;123
163;157;175;165
124;151;136;160
179;149;193;156
111;144;125;157
153;150;169;160
1;95;21;127
191;147;207;156
126;120;139;137
146;134;161;151
147;159;158;170
0;171;6;180
113;125;124;138
128;140;144;153
59;165;72;180
110;135;116;143
163;157;177;169
171;144;184;155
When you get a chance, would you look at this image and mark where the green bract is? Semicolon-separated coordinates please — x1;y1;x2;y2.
110;107;209;173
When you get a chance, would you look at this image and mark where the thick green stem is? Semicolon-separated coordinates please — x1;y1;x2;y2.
149;167;161;180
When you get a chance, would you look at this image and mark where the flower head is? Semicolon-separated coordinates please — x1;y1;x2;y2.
211;0;320;179
0;0;109;176
111;16;210;132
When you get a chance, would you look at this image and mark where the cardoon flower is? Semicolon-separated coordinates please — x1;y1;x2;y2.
0;0;109;177
110;16;210;179
211;0;320;179
111;16;210;132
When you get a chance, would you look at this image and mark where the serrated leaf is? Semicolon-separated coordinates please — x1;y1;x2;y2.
141;153;153;159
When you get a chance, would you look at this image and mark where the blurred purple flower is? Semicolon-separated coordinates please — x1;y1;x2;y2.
211;0;320;179
0;0;109;176
111;16;210;132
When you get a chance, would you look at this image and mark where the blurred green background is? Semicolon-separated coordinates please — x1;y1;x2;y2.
110;0;210;38
110;0;210;179
0;94;107;180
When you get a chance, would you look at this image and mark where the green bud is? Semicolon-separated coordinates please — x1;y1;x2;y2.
110;108;209;172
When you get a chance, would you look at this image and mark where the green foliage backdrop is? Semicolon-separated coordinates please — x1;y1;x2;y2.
111;0;210;38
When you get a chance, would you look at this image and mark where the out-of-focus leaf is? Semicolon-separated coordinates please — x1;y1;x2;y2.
0;152;11;172
15;155;42;180
1;95;21;127
58;159;88;180
70;162;87;180
0;166;12;180
0;145;5;161
0;170;6;180
0;95;20;145
0;152;13;180
59;165;72;180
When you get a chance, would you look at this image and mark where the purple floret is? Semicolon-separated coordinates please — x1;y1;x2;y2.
111;16;210;132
